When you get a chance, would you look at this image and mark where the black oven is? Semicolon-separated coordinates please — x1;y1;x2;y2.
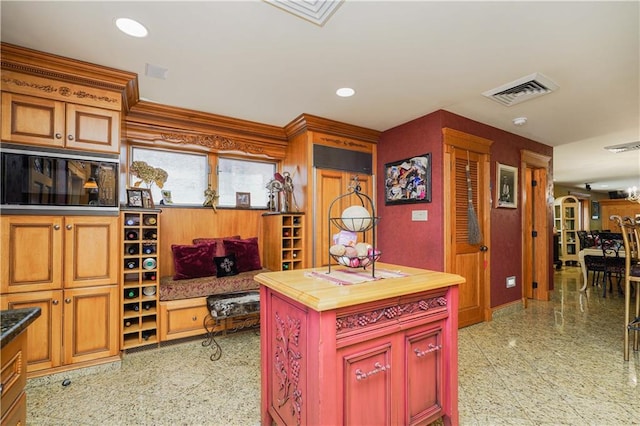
1;144;119;214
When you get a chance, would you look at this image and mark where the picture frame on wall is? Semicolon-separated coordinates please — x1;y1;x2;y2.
496;163;518;208
384;153;431;205
126;189;143;208
236;192;251;208
591;201;600;219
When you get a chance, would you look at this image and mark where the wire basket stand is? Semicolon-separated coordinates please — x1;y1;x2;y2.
327;176;380;278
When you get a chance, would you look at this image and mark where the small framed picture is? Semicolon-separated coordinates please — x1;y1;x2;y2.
126;189;143;208
161;190;173;205
236;192;251;208
496;163;518;208
384;153;432;205
140;188;154;209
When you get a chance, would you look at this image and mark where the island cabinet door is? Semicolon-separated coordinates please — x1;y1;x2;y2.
405;322;445;425
339;337;398;425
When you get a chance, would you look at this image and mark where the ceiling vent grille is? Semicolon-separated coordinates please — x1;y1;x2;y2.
482;73;559;107
604;141;640;153
264;0;344;26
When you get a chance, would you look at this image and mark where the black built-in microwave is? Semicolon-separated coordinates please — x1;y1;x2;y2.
1;144;119;213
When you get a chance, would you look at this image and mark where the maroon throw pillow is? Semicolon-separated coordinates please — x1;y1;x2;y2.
171;242;217;280
193;235;241;257
223;237;261;272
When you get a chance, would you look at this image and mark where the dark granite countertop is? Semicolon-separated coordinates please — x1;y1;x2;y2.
1;307;41;349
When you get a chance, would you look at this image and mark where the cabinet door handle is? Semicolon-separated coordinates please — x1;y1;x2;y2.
67;134;74;141
52;300;59;305
192;316;198;321
66;224;73;230
55;133;62;139
53;225;60;230
64;298;71;304
414;343;442;357
355;362;391;381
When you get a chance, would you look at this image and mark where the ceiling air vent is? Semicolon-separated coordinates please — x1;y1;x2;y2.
482;72;559;107
264;0;344;26
604;141;640;153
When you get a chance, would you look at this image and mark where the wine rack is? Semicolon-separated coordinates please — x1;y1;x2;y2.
262;213;304;271
121;209;160;349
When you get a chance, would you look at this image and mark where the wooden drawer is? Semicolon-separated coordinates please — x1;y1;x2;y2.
159;298;209;341
1;391;26;426
1;332;27;420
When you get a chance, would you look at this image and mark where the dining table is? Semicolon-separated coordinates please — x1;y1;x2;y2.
578;248;626;292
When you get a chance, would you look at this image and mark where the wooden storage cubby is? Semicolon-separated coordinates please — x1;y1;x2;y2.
121;209;160;349
262;213;304;271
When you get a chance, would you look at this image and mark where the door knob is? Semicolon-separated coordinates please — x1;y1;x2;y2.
480;245;488;252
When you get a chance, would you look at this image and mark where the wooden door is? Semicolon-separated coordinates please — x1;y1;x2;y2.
64;216;118;288
1;216;63;293
1;92;65;148
521;151;551;302
340;338;395;425
443;129;492;328
63;285;119;365
1;290;63;373
314;169;372;267
65;104;120;153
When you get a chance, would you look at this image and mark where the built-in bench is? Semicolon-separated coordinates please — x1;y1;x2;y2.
158;235;266;342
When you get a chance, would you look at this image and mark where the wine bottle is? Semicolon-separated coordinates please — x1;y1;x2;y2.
125;303;139;312
143;216;157;225
125;217;138;226
142;244;155;254
144;272;156;281
126;259;139;269
126;230;138;240
141;331;152;341
124;319;132;327
127;244;139;255
143;302;152;311
125;288;139;299
143;230;157;240
142;258;156;270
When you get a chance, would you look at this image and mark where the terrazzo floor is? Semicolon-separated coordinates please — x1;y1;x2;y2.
25;266;639;425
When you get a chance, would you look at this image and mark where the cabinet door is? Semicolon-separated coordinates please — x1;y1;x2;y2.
340;338;395;425
64;216;118;288
63;285;119;365
314;169;373;266
65;104;120;153
1;92;65;147
1;290;63;373
1;216;63;293
405;323;444;425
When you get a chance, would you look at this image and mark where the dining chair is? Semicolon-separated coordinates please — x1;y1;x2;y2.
612;215;640;361
599;231;625;298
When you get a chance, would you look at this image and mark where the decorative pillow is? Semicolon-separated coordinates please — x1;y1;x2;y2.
223;237;261;273
214;254;239;277
193;235;241;257
171;242;217;280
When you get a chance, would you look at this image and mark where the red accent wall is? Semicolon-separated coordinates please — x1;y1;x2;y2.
377;110;554;308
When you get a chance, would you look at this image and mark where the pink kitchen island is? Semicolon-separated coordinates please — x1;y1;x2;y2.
255;262;464;426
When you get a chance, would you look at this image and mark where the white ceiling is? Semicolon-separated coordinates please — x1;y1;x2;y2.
1;1;639;194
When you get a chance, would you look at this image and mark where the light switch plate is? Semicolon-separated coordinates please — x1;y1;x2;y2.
411;210;428;221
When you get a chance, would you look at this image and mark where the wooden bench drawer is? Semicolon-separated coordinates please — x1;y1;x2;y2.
159;298;208;341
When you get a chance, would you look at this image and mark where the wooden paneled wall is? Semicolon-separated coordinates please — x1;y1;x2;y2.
158;208;265;277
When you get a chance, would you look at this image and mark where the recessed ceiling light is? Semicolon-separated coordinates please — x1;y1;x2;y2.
116;18;148;38
512;117;527;126
336;87;355;97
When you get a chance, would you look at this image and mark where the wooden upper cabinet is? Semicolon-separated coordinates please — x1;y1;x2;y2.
1;216;64;293
1;92;120;153
63;216;118;288
1;215;118;293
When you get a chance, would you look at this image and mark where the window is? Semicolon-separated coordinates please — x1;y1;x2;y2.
130;147;208;205
218;158;276;208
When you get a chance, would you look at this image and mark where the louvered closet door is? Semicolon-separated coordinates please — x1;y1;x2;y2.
443;129;492;328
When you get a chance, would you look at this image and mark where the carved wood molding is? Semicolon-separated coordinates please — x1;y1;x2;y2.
335;295;448;334
125;122;287;159
1;42;139;112
274;311;303;426
285;113;380;144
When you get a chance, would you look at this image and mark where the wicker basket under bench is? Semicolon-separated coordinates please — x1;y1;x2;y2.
158;269;267;341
